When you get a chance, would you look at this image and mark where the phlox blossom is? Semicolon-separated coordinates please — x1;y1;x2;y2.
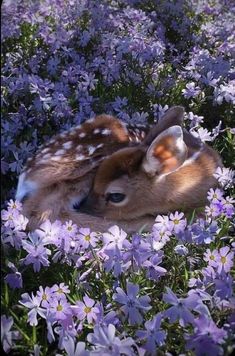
113;282;151;325
74;295;99;324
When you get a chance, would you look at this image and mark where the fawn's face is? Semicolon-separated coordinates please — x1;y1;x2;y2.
79;124;221;220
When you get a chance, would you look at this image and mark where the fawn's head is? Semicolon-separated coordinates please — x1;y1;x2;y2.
79;107;221;220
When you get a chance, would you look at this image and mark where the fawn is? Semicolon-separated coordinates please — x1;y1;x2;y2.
16;106;222;232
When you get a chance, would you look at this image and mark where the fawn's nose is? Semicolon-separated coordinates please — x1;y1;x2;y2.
76;194;101;216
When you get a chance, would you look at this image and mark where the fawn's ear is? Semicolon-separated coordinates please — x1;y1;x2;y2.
144;106;185;145
142;125;188;176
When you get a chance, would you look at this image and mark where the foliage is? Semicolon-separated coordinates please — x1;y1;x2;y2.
1;0;235;355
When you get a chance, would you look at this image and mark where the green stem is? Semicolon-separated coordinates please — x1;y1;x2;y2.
4;282;9;306
33;325;37;344
9;310;31;342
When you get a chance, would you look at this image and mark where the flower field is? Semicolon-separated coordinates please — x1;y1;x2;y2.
1;0;235;355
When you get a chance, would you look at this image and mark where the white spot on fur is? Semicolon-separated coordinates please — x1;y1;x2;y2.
94;128;100;134
43;153;52;159
62;141;72;149
16;172;38;201
87;146;97;155
87;117;95;123
101;129;111;136
75;154;86;161
97;143;104;149
51;156;62;161
54;149;65;156
79;132;86;138
41;147;50;154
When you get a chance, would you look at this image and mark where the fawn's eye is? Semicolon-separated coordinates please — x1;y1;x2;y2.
106;193;126;203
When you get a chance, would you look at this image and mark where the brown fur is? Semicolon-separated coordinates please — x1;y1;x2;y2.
19;107;222;233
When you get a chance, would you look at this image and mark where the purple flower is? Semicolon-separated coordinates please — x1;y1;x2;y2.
51;283;70;299
207;188;224;203
1;315;21;353
143;253;167;281
163;288;200;327
49;298;72;321
102;225;127;249
153;214;173;233
136;312;166;353
103;246;123;277
215;246;234;274
186;315;227;356
191;127;213;142
87;324;136;355
174;244;189;256
204;249;218;268
19;292;46;326
77;227;98;249
73;295;99;324
37;286;55;308
122;234;151;271
4;262;22;289
169;211;187;233
213;167;235;189
37;219;62;245
182;82;201;99
188;111;204;128
152;228;171;246
63;336;89;356
113;282;151;325
22;232;51;272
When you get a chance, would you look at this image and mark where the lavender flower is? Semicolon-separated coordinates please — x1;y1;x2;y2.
77;227;98;249
213;167;235;189
1;315;21;353
87;324;136;355
4;262;22;289
215;246;234;274
182;82;201;98
143;254;167;280
163;288;200;327
186;315;228;356
19;292;46;326
113;282;151;325
102;225;127;249
136;313;166;353
73;295;99;324
169;211;187;234
49;298;72;321
63;336;89;356
22;232;51;272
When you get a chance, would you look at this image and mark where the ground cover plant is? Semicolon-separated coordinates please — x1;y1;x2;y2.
1;0;235;355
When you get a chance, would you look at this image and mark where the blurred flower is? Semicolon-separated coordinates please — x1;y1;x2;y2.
174;244;189;256
213;167;235;189
4;262;23;289
186;315;227;356
19;292;46;326
102;225;127;249
87;324;136;355
182;82;201;98
1;315;21;353
136;312;166;353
